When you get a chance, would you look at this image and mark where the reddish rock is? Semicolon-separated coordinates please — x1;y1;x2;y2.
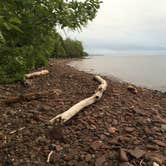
112;119;118;125
90;140;104;150
128;147;145;159
153;140;166;147
108;126;117;134
124;127;135;133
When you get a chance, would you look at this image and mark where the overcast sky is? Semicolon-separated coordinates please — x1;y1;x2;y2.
65;0;166;54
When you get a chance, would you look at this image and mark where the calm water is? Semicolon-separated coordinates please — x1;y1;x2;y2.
69;55;166;92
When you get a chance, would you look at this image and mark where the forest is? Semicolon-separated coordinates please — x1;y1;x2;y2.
0;0;101;83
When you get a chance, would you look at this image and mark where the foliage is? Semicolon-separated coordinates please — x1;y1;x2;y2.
53;38;88;58
0;0;101;83
52;37;88;58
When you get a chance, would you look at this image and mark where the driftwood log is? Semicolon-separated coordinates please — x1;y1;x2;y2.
49;76;107;124
3;89;62;104
25;69;49;79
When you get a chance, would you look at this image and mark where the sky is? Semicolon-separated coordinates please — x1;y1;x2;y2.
64;0;166;55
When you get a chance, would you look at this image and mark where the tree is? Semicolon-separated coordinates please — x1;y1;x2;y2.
0;0;101;83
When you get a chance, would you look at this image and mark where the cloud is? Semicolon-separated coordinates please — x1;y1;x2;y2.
64;0;166;53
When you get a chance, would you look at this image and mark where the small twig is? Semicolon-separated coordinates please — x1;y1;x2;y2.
47;150;54;163
18;127;25;131
9;127;25;134
9;130;17;134
140;159;144;166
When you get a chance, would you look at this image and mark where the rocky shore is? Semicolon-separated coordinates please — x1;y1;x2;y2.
0;59;166;165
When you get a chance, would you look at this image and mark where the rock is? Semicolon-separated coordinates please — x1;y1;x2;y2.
95;155;106;166
146;144;158;150
49;144;56;150
37;105;52;112
35;136;47;144
49;126;64;141
128;147;145;159
56;145;62;151
153;162;160;166
85;154;92;162
134;108;147;116
127;85;138;94
112;119;118;125
119;149;128;162
118;136;130;143
145;153;163;165
119;162;130;166
90;140;104;150
108;126;117;134
153;140;166;147
161;124;166;131
124;127;135;133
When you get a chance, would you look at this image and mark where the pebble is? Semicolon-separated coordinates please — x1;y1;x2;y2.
112;119;118;125
90;140;104;150
108;126;117;134
124;127;135;133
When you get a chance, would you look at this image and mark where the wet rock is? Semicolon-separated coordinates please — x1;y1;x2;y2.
119;149;128;162
95;155;106;166
128;147;145;159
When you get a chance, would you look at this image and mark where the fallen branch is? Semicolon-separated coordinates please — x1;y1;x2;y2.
50;75;107;124
25;69;49;79
47;150;54;163
3;89;62;104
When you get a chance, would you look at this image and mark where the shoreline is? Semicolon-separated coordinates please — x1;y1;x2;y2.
0;58;165;165
68;55;166;93
68;58;165;95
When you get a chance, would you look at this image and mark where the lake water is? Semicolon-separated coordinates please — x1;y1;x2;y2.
69;55;166;92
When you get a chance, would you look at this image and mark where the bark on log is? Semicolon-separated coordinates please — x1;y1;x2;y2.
3;89;62;104
49;75;107;124
25;69;49;79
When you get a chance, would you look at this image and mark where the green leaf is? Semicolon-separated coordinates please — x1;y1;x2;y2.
9;17;21;24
